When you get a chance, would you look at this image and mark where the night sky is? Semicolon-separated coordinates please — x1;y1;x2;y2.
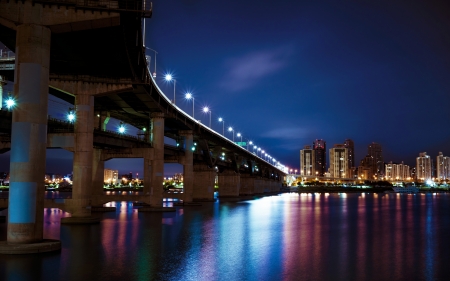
1;0;450;176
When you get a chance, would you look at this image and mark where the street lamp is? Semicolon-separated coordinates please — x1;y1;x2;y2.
165;74;176;104
257;148;261;156
248;141;253;150
203;106;211;128
237;132;243;143
118;122;126;134
228;127;234;141
146;47;157;78
185;93;194;118
67;108;75;122
5;95;15;110
218;117;224;135
261;150;265;158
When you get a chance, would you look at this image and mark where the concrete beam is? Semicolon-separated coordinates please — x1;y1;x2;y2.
0;1;120;32
218;170;240;197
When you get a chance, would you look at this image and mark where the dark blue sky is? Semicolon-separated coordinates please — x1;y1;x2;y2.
1;0;450;175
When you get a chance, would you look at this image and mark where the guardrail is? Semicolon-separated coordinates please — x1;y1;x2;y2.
33;0;152;18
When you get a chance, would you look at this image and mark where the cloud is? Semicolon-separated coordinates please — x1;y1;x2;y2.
220;46;293;92
261;127;308;140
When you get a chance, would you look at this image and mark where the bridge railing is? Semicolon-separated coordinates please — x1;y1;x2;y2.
33;0;152;17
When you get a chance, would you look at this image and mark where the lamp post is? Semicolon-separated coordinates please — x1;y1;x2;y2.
248;141;253;150
218;117;224;135
237;133;243;144
146;47;157;78
185;93;194;118
203;106;211;128
261;150;265;158
257;148;261;156
228;127;234;141
165;74;176;104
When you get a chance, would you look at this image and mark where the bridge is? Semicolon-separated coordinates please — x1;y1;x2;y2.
0;0;286;252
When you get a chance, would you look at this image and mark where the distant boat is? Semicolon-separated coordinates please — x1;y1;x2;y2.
392;186;419;193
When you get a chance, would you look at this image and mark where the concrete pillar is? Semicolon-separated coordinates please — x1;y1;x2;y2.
218;170;240;197
7;24;51;244
179;130;193;202
0;75;5;110
193;164;216;201
254;178;265;194
149;113;164;207
68;90;95;218
92;148;104;198
240;174;256;195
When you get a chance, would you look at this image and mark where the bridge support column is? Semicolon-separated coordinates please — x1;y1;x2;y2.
218;170;240;197
240;174;256;196
254;178;265;194
0;75;5;110
95;111;110;131
179;130;194;203
1;24;61;253
62;87;99;224
193;164;216;201
92;148;104;198
148;113;165;208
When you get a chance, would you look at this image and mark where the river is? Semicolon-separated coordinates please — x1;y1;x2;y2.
1;192;450;280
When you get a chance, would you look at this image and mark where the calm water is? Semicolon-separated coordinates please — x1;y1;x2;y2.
1;192;450;281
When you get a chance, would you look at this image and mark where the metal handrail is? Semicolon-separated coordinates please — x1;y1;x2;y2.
33;0;152;18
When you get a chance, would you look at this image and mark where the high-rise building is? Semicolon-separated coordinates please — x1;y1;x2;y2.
313;139;326;176
359;155;374;180
300;145;315;176
436;152;450;180
385;161;410;181
344;139;355;169
329;144;348;178
368;142;383;178
104;169;119;184
416;152;431;182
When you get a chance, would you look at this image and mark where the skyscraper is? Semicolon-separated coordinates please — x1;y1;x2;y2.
300;145;315;176
329;144;348;178
368;142;383;178
344;139;355;169
436;152;450;180
313;139;326;176
416;152;431;182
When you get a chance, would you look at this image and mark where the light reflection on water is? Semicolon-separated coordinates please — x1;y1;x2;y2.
0;193;450;280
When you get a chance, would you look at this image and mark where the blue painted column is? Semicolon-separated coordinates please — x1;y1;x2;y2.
8;24;51;244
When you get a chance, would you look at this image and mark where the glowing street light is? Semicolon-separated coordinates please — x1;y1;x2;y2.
248;140;253;150
118;122;126;134
67;108;75;122
165;74;176;104
228;126;234;141
185;93;194;118
5;96;15;110
145;47;158;78
218;117;225;135
237;132;242;143
203;106;211;128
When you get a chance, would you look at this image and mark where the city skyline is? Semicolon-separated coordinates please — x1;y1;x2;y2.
1;0;450;175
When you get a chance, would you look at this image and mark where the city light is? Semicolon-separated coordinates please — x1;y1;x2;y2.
118;122;126;134
67;108;75;122
5;96;15;109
